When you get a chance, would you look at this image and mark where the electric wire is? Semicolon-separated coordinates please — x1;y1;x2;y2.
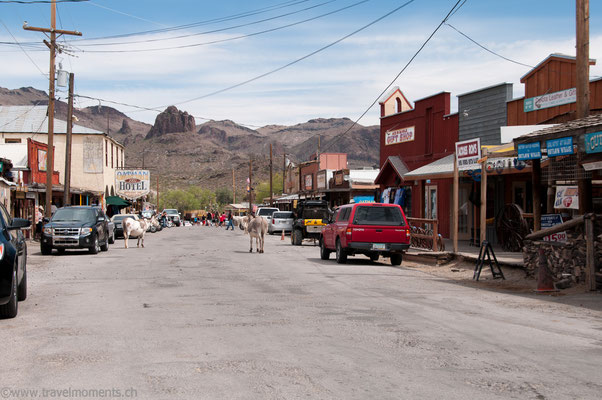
0;18;48;77
0;0;89;3
321;0;464;153
154;0;416;109
72;0;339;49
75;0;369;53
87;0;168;28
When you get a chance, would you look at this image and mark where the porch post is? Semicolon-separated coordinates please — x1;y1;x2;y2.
480;148;487;245
453;153;459;253
532;159;541;231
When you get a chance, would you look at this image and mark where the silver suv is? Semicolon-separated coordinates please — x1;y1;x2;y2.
162;209;181;227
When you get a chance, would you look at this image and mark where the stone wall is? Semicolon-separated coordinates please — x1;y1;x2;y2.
523;217;602;289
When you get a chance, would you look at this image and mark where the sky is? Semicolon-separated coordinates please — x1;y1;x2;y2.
1;0;602;128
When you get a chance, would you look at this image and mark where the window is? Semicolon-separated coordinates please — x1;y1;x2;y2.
396;98;402;113
116;146;119;168
105;140;108;167
5;138;21;144
338;207;351;222
121;149;124;168
111;142;114;168
352;205;405;226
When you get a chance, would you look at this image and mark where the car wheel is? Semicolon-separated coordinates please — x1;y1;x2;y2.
0;268;18;319
108;230;115;244
320;238;331;260
41;244;52;255
390;253;402;266
17;264;27;301
100;236;109;252
292;229;302;246
89;236;100;254
335;239;347;264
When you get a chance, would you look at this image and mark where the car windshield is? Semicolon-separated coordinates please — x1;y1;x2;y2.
273;212;292;219
301;208;329;220
352;206;405;226
164;209;178;215
112;215;131;221
257;209;278;216
52;208;96;223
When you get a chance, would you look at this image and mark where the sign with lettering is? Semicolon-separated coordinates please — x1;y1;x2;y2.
523;87;576;112
585;131;602;154
541;214;567;242
304;174;313;191
115;169;150;200
517;142;542;160
37;149;47;172
546;137;573;157
554;186;579;210
316;170;327;190
385;126;415;146
455;138;481;171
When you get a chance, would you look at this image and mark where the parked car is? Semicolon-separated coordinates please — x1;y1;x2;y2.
162;209;181;226
268;211;294;234
256;207;280;219
291;200;330;245
0;202;30;319
111;214;139;238
320;203;410;265
41;206;111;255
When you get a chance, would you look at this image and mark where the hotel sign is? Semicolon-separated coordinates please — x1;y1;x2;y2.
585;131;602;154
455;138;481;171
524;87;576;112
115;169;150;200
385;126;415;146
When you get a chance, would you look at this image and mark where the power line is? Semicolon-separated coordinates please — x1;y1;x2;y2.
69;0;311;43
0;18;47;76
71;0;339;49
86;0;169;28
155;0;416;109
0;0;88;3
321;0;464;154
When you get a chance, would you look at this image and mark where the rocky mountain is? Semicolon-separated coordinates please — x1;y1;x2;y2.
0;87;380;195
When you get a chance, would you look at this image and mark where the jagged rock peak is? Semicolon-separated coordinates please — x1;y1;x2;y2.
118;119;132;135
146;105;195;139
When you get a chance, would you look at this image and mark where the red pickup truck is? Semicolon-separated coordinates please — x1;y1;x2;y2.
319;203;410;265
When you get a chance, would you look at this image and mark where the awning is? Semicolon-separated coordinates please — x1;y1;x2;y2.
105;196;131;207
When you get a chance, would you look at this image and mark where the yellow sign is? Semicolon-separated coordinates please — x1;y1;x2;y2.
304;219;325;226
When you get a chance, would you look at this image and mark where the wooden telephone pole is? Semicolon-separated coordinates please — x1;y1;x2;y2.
282;154;286;195
248;159;253;215
269;144;273;206
63;72;74;205
23;0;82;217
576;0;590;119
232;168;236;204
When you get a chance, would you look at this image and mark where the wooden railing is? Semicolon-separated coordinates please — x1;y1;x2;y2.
407;217;443;252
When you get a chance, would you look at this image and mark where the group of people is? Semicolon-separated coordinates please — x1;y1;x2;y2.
199;211;235;230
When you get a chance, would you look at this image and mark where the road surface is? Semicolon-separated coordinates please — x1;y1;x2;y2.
1;226;601;399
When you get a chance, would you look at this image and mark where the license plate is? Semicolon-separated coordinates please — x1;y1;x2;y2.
372;243;386;250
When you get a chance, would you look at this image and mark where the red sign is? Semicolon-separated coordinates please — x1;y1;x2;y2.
455;138;482;171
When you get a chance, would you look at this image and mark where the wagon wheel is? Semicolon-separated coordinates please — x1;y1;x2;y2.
495;204;530;252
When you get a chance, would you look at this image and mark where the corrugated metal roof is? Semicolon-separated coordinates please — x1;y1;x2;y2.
0;105;103;135
403;154;455;178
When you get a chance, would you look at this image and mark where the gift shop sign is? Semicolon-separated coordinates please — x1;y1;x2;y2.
554;186;579;210
385;126;415;146
523;87;576;112
455;138;481;171
115;169;150;200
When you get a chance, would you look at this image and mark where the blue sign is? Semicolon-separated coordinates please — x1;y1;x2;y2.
353;196;374;204
517;142;542;160
541;214;563;229
546;137;573;157
585;131;602;154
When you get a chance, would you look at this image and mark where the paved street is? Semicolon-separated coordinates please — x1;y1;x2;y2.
1;226;601;400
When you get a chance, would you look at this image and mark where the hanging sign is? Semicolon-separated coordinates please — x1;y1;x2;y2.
316;170;327;190
585;131;602;154
517;142;542;160
304;174;313;190
385;126;415;145
554;186;579;210
541;214;567;242
546;137;573;157
455;138;481;171
523;87;576;112
115;169;150;200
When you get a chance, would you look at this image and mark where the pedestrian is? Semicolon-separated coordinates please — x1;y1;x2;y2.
226;211;234;230
220;212;226;227
35;205;44;240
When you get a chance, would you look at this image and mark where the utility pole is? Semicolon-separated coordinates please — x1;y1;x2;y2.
282;153;286;195
156;175;160;209
269;143;273;206
232;168;236;204
24;0;82;217
63;72;74;205
576;0;590;119
248;159;253;215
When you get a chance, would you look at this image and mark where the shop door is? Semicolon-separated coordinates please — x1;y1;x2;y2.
424;185;437;220
457;184;472;240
